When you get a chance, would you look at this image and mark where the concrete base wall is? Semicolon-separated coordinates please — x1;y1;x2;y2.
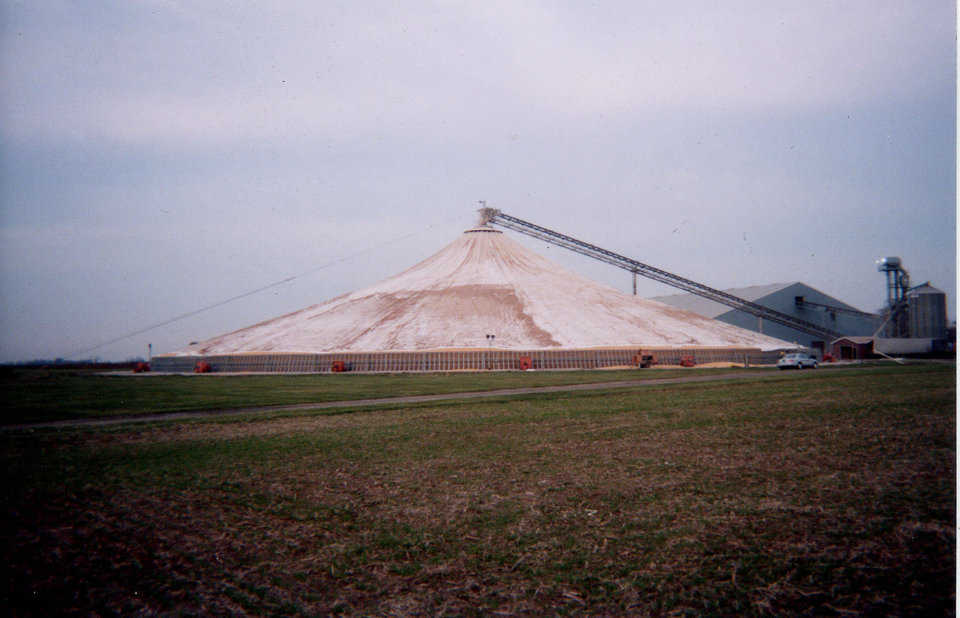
152;347;781;373
874;338;936;355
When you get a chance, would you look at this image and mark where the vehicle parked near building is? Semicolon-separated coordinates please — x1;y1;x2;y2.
777;353;818;370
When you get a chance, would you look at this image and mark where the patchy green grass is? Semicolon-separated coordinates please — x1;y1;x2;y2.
0;363;953;615
0;364;767;424
0;362;935;424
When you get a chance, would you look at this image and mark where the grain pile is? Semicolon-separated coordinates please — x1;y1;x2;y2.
169;226;790;356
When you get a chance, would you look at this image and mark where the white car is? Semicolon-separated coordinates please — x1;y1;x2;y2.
777;353;818;370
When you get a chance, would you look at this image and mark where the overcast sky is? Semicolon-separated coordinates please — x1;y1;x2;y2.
1;1;955;362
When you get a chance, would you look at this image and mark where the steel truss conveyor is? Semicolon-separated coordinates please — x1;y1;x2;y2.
479;208;841;341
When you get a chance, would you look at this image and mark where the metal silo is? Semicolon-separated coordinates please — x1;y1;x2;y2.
908;284;947;339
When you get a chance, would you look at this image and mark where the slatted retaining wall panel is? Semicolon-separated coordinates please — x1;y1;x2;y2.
152;347;770;373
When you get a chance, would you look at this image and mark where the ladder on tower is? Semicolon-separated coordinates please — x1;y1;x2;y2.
479;208;843;341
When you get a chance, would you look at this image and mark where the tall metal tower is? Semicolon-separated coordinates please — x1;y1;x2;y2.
876;257;910;337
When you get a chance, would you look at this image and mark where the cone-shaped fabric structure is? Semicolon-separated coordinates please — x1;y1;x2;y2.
177;227;791;355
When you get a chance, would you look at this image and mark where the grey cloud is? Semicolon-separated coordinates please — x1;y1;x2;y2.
0;1;953;361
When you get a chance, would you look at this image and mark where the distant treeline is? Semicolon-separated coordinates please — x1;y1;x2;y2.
2;358;146;370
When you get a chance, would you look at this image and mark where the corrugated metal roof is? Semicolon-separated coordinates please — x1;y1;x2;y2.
649;283;796;318
908;282;944;295
832;336;874;344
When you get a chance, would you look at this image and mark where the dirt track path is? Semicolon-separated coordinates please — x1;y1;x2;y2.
2;369;839;432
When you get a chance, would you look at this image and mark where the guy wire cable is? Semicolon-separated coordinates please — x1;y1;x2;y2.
62;214;464;359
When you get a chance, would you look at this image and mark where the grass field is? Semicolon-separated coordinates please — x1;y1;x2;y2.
1;365;772;424
1;363;954;615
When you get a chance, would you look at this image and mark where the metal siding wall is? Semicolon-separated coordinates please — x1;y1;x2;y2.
910;292;947;339
716;283;881;350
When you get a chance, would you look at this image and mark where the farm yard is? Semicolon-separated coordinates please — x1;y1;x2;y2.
1;363;954;615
